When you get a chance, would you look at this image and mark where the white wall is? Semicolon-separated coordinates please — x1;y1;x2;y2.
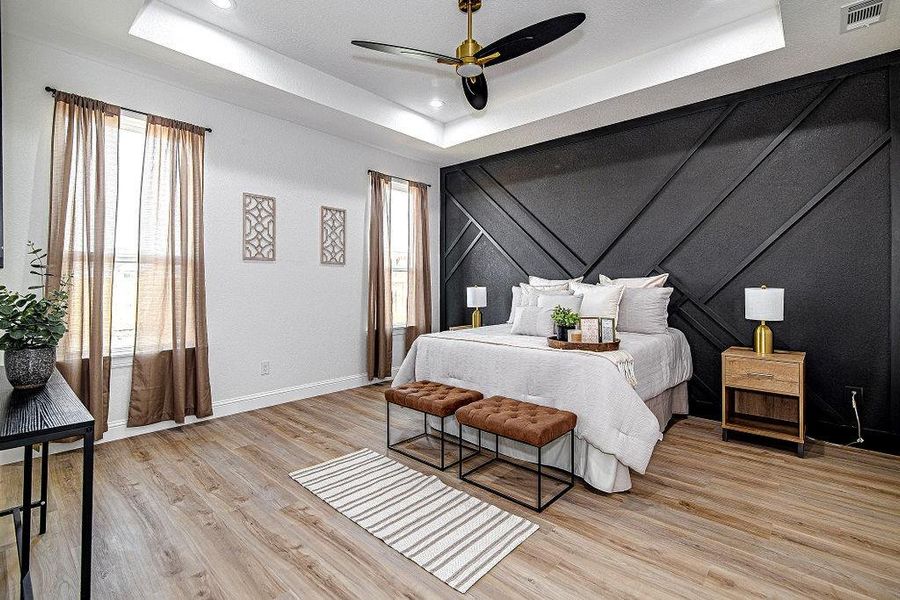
0;33;440;459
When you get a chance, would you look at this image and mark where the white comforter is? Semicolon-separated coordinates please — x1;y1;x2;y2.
393;325;692;490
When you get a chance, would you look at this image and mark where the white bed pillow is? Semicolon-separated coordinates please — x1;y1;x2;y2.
507;282;571;323
597;273;669;288
537;294;583;313
616;287;673;334
574;283;625;322
507;286;523;323
510;306;555;337
519;283;573;307
528;275;584;289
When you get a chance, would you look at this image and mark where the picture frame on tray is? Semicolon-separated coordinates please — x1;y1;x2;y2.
600;318;616;343
580;317;600;344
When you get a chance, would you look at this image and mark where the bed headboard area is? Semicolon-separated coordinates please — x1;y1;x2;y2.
440;50;900;452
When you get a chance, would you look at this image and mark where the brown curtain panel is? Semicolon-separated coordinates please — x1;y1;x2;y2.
367;171;393;380
405;181;432;351
128;116;212;426
47;92;120;440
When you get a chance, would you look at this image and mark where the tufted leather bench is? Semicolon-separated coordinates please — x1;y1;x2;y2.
386;381;483;418
455;396;577;512
455;397;577;447
385;381;483;470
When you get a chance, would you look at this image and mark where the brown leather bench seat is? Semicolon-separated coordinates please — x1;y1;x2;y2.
385;381;483;418
455;396;577;447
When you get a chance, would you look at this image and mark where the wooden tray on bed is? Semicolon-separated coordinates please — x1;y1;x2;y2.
548;336;620;352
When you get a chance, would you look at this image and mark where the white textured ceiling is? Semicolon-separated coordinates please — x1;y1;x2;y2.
2;0;900;165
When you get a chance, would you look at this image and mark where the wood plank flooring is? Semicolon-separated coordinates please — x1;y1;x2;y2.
1;384;898;599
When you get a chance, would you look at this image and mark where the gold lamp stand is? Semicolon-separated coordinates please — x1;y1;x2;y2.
753;320;773;354
471;307;482;328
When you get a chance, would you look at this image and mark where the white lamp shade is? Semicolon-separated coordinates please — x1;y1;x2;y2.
745;287;784;321
466;286;487;308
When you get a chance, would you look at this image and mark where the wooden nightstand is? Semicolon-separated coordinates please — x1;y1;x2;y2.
721;347;806;457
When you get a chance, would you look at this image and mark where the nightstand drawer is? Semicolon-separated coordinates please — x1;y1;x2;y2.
724;357;800;395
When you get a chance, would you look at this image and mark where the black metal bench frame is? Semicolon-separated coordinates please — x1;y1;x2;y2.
386;401;479;471
458;424;575;512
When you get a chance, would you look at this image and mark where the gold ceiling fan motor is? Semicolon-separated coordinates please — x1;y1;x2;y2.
452;0;499;78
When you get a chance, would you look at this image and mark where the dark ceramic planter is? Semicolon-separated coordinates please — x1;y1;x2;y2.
555;325;575;342
4;347;56;390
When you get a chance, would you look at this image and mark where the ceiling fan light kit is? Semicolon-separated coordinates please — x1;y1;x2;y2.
351;0;586;111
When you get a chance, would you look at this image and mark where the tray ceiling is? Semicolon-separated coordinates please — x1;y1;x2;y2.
3;0;899;164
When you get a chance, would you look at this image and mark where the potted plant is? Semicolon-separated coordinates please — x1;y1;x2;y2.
0;243;70;389
551;306;579;342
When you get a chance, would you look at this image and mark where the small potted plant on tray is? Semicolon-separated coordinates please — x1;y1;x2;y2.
551;306;579;342
0;243;70;390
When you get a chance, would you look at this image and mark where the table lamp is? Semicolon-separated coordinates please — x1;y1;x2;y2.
466;286;487;328
745;285;784;354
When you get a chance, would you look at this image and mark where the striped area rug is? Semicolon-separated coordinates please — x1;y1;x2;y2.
290;448;538;593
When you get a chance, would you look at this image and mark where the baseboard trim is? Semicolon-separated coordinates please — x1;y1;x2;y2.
0;367;400;466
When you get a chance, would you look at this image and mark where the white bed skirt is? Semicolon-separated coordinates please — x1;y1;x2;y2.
428;382;689;493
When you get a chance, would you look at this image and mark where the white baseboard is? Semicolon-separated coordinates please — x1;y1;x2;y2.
0;367;399;466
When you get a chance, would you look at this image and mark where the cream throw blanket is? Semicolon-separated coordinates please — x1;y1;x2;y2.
442;332;637;387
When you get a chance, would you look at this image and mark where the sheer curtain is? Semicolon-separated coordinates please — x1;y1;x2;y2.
405;181;432;351
367;171;393;380
128;116;212;426
47;92;120;439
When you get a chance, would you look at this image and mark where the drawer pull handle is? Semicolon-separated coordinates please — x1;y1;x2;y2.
746;372;775;379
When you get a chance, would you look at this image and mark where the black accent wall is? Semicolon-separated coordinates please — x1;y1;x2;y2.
440;51;900;452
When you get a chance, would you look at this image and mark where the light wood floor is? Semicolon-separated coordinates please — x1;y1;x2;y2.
1;384;898;599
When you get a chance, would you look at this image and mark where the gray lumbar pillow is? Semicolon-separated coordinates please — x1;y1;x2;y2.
511;306;556;337
616;287;673;334
537;294;583;313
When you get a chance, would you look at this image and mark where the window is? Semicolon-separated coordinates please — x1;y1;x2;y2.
389;179;410;329
110;111;147;355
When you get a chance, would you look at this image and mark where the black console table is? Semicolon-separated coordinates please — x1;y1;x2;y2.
0;370;94;599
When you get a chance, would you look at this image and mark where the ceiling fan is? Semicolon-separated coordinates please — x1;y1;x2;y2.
351;1;586;111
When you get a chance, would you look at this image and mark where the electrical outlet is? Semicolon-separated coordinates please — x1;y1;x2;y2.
260;361;271;376
845;386;863;407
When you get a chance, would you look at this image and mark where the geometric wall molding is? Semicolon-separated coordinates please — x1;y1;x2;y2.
242;192;276;262
320;206;346;266
441;50;900;453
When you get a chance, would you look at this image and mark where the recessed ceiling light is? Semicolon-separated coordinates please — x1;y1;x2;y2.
429;99;445;108
210;0;235;9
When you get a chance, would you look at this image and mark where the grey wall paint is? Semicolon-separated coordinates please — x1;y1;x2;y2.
440;51;900;452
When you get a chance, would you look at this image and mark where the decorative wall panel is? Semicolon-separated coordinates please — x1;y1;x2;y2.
440;51;900;452
320;206;346;265
242;193;276;262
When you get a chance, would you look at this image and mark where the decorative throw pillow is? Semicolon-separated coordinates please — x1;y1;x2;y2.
510;306;555;337
617;287;673;334
574;284;625;322
507;283;571;323
597;273;669;288
537;294;583;314
528;275;584;289
519;283;573;307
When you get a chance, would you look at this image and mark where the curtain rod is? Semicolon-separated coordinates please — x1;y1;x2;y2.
368;169;431;188
45;86;213;133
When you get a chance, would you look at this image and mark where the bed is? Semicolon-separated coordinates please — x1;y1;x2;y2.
392;324;693;493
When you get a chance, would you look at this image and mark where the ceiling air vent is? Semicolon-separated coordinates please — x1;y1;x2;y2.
841;0;887;33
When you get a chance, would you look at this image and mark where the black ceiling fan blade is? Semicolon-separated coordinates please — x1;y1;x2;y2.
351;41;462;65
475;13;586;67
462;74;488;111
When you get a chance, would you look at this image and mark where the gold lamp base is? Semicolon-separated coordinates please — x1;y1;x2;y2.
471;308;482;328
753;321;773;354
